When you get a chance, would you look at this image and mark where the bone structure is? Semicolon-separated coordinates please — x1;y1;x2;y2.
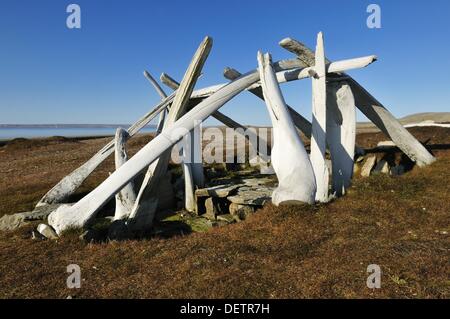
36;33;435;235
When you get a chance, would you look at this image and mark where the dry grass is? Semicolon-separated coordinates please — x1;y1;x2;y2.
0;128;448;298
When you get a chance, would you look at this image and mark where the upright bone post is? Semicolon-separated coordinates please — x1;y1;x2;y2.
310;32;329;202
326;81;356;196
257;52;316;204
144;69;200;211
113;128;136;220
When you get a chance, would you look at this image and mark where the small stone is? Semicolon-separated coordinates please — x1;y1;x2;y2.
0;213;28;231
37;223;58;239
361;155;377;177
216;214;238;223
229;203;255;220
373;160;389;174
204;197;218;220
195;184;241;198
227;186;273;205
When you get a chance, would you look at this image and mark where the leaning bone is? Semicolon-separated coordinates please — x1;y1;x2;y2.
38;56;375;207
113;128;136;220
144;69;200;213
326;81;356;196
143;70;167;133
310;32;329;202
129;36;212;226
279;37;435;167
257;52;316;205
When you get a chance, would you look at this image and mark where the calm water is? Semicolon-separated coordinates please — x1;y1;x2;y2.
0;127;156;140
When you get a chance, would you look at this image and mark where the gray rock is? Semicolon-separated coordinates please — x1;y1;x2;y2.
0;203;72;232
204;197;218;220
229;203;255;220
195;184;241;198
361;155;377;177
37;223;58;239
227;186;273;205
373;159;390;174
0;213;28;231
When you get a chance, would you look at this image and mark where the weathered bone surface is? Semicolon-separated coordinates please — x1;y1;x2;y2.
326;81;356;196
158;77;207;213
279;37;435;167
257;52;316;205
129;36;212;229
48;62;380;233
310;32;329;202
46;59;280;234
145;69;202;213
113;129;136;220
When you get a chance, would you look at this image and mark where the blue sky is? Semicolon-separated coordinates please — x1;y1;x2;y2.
0;0;449;125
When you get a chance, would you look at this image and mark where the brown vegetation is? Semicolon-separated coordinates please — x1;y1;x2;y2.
0;128;448;298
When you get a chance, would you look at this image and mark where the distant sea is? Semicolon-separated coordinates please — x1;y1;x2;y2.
0;125;156;140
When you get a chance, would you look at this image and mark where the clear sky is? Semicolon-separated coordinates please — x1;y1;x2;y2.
0;0;449;125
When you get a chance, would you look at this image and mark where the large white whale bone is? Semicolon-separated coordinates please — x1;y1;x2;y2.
257;52;316;205
310;32;330;203
326;81;356;196
38;56;375;207
279;37;435;167
113;128;137;220
47;62;272;234
128;36;212;228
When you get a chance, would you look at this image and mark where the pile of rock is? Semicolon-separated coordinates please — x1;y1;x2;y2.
354;141;409;177
194;176;275;223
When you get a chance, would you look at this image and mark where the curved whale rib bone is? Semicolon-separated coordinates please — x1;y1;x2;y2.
47;59;283;234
